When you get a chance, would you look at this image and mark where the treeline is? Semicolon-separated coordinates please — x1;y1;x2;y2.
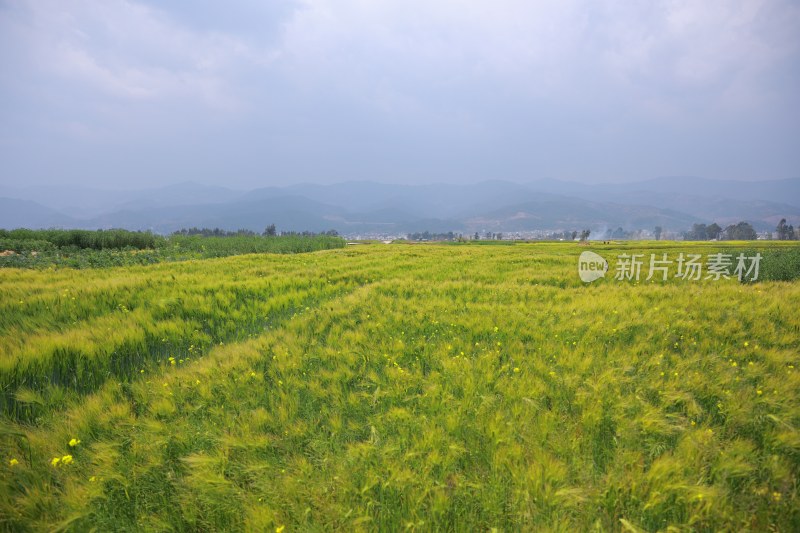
684;222;757;241
173;225;339;237
0;228;159;250
1;227;346;269
169;234;345;258
775;219;799;240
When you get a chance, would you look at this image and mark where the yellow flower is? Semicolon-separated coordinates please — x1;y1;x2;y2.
744;341;750;347
9;458;19;467
89;476;96;482
757;389;763;395
275;526;285;533
69;438;81;447
51;457;60;467
513;367;520;373
772;491;782;502
61;455;73;465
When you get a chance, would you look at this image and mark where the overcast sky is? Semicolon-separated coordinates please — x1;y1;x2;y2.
1;0;798;189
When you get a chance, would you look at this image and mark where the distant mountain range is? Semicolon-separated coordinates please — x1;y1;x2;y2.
1;177;798;236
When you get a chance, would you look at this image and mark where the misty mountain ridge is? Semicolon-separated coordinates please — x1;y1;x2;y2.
1;178;798;235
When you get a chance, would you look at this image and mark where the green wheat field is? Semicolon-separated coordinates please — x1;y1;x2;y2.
1;241;799;531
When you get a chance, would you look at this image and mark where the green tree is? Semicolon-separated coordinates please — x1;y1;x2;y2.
724;221;757;240
776;218;792;240
707;223;722;240
685;223;707;241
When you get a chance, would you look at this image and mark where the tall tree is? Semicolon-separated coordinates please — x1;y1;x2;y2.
707;223;722;240
686;223;707;241
724;221;757;240
777;218;789;240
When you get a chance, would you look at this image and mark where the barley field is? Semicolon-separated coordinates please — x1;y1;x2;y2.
1;242;799;531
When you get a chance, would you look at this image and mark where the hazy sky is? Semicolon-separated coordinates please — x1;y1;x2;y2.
1;0;798;189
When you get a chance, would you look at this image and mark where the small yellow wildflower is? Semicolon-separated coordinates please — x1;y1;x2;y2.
275;526;285;533
757;389;763;395
513;367;520;373
744;341;750;347
89;476;96;482
772;491;782;502
69;438;80;447
51;457;60;467
61;455;73;465
9;458;19;467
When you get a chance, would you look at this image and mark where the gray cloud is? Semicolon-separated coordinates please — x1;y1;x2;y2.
1;0;798;188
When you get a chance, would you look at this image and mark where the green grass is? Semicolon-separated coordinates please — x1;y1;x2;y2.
1;242;799;531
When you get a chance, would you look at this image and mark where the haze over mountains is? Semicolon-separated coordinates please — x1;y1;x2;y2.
1;177;798;236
